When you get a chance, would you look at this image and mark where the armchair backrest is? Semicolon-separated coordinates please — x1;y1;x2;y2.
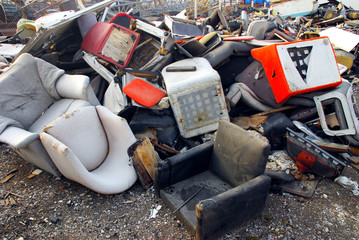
210;120;270;187
44;106;108;171
0;53;65;129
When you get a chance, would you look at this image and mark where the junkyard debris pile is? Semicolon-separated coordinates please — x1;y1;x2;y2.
0;0;359;239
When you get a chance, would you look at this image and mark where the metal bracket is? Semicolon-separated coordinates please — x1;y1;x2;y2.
132;19;173;53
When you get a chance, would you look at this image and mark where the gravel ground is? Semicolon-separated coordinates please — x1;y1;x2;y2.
1;144;359;240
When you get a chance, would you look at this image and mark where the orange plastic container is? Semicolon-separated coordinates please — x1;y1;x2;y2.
251;37;342;103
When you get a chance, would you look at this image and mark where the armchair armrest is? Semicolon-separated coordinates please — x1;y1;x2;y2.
154;141;213;195
0;126;38;148
55;74;90;100
196;174;271;239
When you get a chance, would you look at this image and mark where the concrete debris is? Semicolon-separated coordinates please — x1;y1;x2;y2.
0;0;359;238
149;205;162;219
334;176;359;195
267;151;298;172
48;215;59;224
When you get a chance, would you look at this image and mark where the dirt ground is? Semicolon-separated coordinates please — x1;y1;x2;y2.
0;144;359;240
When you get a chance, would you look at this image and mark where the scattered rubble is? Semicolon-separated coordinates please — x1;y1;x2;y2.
334;175;359;195
0;0;359;239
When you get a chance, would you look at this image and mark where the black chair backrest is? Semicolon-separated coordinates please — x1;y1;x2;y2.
210;120;270;187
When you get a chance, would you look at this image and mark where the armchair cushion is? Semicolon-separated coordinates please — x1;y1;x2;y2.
0;53;100;177
40;106;137;194
44;106;108;171
55;74;90;100
0;53;63;130
211;119;270;186
28;99;92;133
0;126;38;148
0;115;23;134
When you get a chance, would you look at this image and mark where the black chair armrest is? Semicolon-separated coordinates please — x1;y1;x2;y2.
154;141;213;195
196;174;271;240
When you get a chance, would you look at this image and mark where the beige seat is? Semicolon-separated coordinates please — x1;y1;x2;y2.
0;53;99;176
40;106;137;194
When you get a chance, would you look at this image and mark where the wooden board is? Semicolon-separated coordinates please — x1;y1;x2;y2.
128;138;160;189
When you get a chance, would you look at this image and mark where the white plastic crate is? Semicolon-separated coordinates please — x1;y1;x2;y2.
162;57;229;138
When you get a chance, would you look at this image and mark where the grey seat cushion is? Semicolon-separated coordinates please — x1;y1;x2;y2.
0;53;64;130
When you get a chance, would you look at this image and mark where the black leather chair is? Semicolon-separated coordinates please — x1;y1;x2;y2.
154;120;271;240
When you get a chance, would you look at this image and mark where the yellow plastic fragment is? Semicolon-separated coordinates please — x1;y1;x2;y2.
282;218;295;228
241;235;260;240
0;173;15;184
269;230;286;234
258;215;273;223
0;169;17;183
27;169;43;179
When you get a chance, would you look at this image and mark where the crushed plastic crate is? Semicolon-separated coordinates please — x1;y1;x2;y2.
162;57;229;138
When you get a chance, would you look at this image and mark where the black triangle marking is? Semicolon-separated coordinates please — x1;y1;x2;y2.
287;46;313;83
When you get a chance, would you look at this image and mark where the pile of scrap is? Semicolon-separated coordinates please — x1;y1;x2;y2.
0;0;359;239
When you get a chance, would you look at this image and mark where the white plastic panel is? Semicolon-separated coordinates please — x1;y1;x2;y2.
276;38;341;92
162;58;229;138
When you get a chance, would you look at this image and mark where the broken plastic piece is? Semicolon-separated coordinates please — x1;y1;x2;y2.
123;78;167;107
109;12;134;28
334;176;359;196
313;80;359;137
251;37;342;104
27;169;43;179
128;108;179;147
162;58;229;138
180;39;207;56
262;113;295;150
0;169;17;183
319;27;359;52
246;20;269;40
164;15;207;41
223;36;255;41
204;9;230;32
81;21;140;68
149;205;162;219
286;128;345;177
199;32;222;55
270;0;319;18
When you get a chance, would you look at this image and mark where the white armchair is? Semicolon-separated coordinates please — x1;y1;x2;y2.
0;53;99;176
40;105;137;194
